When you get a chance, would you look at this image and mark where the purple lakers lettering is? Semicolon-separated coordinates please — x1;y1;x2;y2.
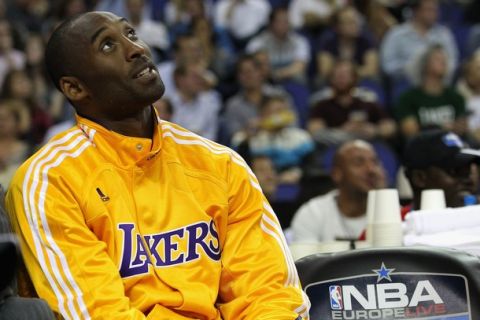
118;220;221;277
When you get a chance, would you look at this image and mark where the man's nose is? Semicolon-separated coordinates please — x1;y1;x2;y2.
124;38;145;61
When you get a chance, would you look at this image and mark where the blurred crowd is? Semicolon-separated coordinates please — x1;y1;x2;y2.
1;0;480;229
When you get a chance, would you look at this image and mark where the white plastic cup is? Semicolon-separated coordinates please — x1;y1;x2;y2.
373;189;401;224
371;223;403;247
366;190;376;243
371;189;402;247
420;189;446;210
317;241;351;253
288;242;322;261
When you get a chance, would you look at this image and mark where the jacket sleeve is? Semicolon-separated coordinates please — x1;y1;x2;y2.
217;152;310;319
5;168;192;320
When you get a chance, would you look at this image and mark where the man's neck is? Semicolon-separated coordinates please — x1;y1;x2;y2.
180;90;196;103
423;76;444;95
337;189;367;218
335;92;354;107
339;36;354;46
412;20;429;36
244;87;262;101
92;106;154;139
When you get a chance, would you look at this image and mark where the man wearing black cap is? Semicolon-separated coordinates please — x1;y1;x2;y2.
403;130;480;209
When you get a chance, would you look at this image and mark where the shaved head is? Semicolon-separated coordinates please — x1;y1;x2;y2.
44;11;164;122
45;12;117;91
333;140;374;168
331;140;385;194
45;15;85;90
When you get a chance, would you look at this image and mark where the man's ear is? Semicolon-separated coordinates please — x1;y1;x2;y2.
59;76;89;102
410;169;428;189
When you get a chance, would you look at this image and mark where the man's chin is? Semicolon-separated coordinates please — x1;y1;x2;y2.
138;84;165;106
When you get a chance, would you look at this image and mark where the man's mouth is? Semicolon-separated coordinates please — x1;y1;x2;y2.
134;66;156;79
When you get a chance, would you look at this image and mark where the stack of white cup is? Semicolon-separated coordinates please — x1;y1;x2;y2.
367;189;403;247
365;190;376;243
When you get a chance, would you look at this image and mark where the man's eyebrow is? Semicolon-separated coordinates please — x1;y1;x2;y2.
90;17;128;44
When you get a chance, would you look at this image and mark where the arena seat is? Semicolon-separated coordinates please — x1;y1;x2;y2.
0;236;18;292
281;80;310;128
296;246;480;319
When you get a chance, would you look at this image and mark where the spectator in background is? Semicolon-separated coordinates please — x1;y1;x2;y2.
94;0;151;18
0;1;5;19
251;155;278;204
246;6;310;84
395;45;466;139
252;49;273;84
214;0;271;51
165;0;211;39
1;69;52;145
457;51;480;142
0;103;30;188
125;0;169;64
223;54;289;142
190;16;236;81
45;0;87;32
362;0;397;46
153;97;174;122
250;155;303;229
403;130;479;210
6;0;49;33
290;140;386;242
380;0;458;82
24;31;72;126
157;34;210;99
170;63;221;141
288;0;340;33
24;33;48;107
308;60;396;145
233;95;314;185
316;6;379;83
0;20;25;88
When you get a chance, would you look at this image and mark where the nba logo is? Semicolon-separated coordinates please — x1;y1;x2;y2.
329;285;343;310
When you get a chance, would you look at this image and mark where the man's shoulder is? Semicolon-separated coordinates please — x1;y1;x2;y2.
311;97;336;110
430;24;454;36
299;190;338;213
292;190;339;228
10;127;94;189
392;23;413;35
352;97;382;110
160;121;240;171
399;87;424;100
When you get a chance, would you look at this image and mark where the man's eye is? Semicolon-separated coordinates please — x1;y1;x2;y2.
101;41;114;52
127;29;138;40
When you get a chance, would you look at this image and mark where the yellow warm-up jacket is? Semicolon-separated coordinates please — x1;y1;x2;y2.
6;113;310;320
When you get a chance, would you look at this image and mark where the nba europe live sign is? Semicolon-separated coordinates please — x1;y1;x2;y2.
305;262;471;319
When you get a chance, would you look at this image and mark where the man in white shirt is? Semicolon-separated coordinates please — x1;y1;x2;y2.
246;6;310;83
290;140;386;242
214;0;271;49
0;20;25;88
380;0;458;81
170;64;221;141
125;0;169;63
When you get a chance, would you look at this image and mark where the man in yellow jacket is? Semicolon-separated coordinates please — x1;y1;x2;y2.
5;11;309;320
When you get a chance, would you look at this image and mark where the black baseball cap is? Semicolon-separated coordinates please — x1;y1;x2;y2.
403;130;480;169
